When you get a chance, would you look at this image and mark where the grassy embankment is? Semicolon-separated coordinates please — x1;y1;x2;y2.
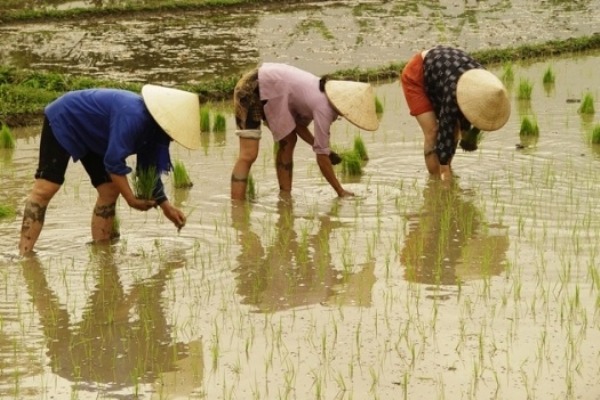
0;0;598;126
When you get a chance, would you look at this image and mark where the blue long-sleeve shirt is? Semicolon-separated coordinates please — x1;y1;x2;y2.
45;89;171;202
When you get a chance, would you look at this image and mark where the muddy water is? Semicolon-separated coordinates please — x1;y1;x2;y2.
1;0;599;85
1;52;600;399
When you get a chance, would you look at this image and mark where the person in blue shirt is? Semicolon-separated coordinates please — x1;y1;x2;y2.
18;84;201;256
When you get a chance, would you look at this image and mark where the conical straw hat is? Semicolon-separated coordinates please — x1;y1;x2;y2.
142;84;201;150
325;80;379;131
456;69;510;131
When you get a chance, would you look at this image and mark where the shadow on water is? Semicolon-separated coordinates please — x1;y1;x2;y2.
231;194;375;312
18;244;203;398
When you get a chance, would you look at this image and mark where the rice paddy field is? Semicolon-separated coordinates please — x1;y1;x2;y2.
2;0;600;399
1;50;600;399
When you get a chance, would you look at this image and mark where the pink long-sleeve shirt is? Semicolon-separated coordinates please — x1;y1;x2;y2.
258;63;338;155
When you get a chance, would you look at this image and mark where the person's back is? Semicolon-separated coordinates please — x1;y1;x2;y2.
45;89;151;161
258;62;337;143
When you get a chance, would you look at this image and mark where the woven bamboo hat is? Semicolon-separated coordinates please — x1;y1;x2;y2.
325;81;379;131
142;84;201;150
456;69;511;131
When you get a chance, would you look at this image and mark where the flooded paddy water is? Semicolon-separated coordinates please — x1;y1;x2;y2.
2;1;600;400
1;52;600;399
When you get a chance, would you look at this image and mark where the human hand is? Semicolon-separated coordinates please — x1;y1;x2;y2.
329;151;342;165
338;189;355;198
161;203;187;231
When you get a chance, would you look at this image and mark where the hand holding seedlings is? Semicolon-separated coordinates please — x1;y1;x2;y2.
17;85;201;254
401;45;510;178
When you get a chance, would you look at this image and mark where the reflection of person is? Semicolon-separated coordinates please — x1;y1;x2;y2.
400;178;509;285
231;196;375;311
401;45;510;180
19;85;201;255
230;63;379;200
20;245;203;394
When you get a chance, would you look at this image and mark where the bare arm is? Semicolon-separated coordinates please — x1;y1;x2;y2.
316;154;354;197
109;173;155;211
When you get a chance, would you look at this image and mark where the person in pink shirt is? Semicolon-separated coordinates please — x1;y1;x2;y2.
230;63;379;200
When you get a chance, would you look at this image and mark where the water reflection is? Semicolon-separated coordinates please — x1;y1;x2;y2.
19;245;203;397
400;178;509;286
231;196;375;312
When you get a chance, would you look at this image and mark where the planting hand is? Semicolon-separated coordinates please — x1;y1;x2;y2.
160;201;186;231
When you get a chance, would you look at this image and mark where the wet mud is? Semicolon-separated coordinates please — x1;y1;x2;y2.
0;0;599;85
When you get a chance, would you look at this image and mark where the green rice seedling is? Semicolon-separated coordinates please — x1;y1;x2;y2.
111;215;120;240
341;151;362;176
578;92;595;115
520;116;539;136
353;135;369;161
517;79;533;100
246;174;257;200
0;124;15;149
542;66;555;84
0;204;15;218
132;166;158;200
172;160;193;188
375;96;384;114
200;107;211;132
212;112;227;133
590;124;600;144
501;63;514;85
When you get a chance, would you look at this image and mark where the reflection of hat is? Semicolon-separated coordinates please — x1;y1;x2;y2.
142;84;201;150
325;81;379;131
456;69;510;131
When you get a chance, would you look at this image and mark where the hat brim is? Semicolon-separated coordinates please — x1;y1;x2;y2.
456;69;510;132
142;84;201;150
325;80;379;131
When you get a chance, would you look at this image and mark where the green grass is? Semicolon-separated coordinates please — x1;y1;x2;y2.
2;34;600;126
591;124;600;144
542;66;555;84
0;124;16;149
501;63;514;84
517;79;533;100
200;107;211;133
519;116;539;136
0;204;16;218
353;135;369;161
111;215;120;240
375;96;384;114
172;160;193;189
246;174;257;200
133;166;159;200
212;113;227;133
0;0;297;23
341;151;362;176
578;92;595;115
